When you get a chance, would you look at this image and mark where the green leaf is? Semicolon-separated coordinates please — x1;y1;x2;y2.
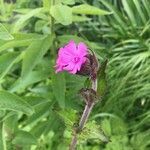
0;23;14;40
100;0;127;33
57;109;77;127
0;123;6;150
133;0;147;24
34;20;48;32
0;123;3;150
0;52;19;74
12;130;37;146
52;73;66;108
21;35;53;79
43;0;51;10
79;121;110;143
58;35;84;44
0;52;20;81
62;0;75;5
84;78;91;88
24;96;50;107
72;4;112;15
105;135;130;150
10;70;50;92
122;0;137;26
97;60;108;98
0;91;34;115
0;110;5;118
3;114;18;143
131;132;150;150
0;33;43;53
13;8;43;32
57;35;103;50
72;15;91;22
50;4;72;25
25;102;50;129
101;119;112;136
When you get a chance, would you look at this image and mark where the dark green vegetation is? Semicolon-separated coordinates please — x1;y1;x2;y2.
0;0;149;149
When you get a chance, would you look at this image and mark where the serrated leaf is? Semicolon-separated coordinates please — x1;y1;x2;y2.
0;91;34;115
21;35;53;79
72;4;112;15
50;4;72;25
79;121;110;143
0;23;14;40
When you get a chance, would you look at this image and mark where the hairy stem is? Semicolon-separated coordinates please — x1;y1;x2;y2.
79;102;95;130
69;79;97;150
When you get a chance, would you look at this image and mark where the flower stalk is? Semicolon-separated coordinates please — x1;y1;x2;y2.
69;78;98;150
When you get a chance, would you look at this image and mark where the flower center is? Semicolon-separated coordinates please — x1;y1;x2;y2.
73;57;80;63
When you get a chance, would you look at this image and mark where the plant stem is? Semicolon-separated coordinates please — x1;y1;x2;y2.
69;134;77;150
69;79;97;150
92;78;97;91
79;102;95;130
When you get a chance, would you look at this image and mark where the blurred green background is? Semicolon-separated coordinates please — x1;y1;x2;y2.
0;0;149;149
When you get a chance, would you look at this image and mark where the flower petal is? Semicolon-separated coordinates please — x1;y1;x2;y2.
63;62;75;71
77;42;88;56
55;66;63;73
55;41;89;74
69;62;82;74
57;52;72;66
64;40;77;56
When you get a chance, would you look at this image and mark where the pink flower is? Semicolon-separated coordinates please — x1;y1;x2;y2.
55;40;88;74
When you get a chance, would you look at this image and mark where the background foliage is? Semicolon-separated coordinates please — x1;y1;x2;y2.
0;0;149;149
